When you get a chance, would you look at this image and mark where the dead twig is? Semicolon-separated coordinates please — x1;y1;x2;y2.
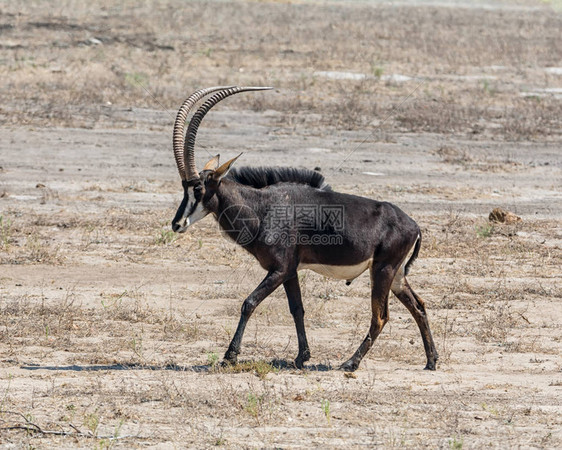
517;312;531;324
0;410;145;441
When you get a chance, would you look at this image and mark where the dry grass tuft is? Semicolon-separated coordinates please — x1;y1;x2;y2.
1;1;561;141
1;1;561;448
218;360;278;380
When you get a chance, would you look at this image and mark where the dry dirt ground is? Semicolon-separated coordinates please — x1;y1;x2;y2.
1;0;561;448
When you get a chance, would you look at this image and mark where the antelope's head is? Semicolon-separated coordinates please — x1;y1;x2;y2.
171;86;271;233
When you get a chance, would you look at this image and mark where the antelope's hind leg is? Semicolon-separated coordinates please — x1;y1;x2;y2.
391;273;438;370
340;263;395;372
283;275;310;369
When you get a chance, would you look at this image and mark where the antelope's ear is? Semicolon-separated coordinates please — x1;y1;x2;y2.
202;154;220;171
212;153;242;182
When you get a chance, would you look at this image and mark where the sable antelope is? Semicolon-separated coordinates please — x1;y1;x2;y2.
170;86;438;371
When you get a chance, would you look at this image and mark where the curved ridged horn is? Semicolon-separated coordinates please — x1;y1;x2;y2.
173;86;234;180
183;86;273;178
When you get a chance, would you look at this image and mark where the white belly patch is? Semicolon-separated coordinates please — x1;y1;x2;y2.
298;259;373;281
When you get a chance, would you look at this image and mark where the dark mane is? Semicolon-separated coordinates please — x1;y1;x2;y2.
227;166;331;191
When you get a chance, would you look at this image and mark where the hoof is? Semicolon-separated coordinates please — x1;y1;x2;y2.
339;360;359;372
294;349;311;369
222;350;238;366
424;361;437;371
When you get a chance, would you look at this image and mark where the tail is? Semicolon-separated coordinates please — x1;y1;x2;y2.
404;232;421;276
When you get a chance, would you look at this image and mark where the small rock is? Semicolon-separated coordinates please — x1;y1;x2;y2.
344;372;357;379
489;208;521;224
36;183;46;188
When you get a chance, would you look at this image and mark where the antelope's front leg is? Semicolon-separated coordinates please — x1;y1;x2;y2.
223;270;286;365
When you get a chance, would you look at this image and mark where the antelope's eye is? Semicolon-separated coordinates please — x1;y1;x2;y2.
193;185;203;199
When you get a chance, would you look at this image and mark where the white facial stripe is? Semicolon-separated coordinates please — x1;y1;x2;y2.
181;187;196;221
185;202;209;227
178;186;210;229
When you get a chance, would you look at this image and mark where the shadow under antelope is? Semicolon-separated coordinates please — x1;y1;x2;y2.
170;86;438;371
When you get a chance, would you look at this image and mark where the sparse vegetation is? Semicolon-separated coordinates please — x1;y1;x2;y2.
124;72;149;88
321;398;331;425
0;0;560;448
449;436;464;450
207;351;220;368
1;1;561;140
245;392;262;421
84;412;100;435
155;229;178;245
371;63;384;79
221;360;277;380
475;223;494;238
0;215;12;250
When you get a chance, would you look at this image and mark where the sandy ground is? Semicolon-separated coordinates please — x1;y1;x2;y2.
1;0;561;448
